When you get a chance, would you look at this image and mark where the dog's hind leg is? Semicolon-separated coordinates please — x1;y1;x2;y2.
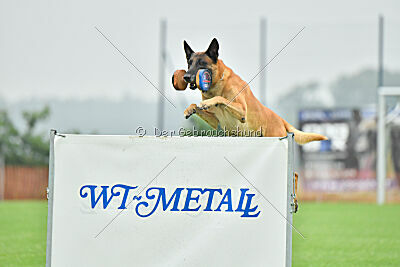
196;111;219;129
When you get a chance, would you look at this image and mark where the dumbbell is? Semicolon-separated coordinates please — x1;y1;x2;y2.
172;69;212;92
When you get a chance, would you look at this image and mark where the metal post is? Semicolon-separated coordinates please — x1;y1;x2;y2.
377;16;385;204
0;156;5;200
157;19;167;131
378;15;384;88
46;130;56;266
259;17;267;106
377;90;386;204
286;132;294;267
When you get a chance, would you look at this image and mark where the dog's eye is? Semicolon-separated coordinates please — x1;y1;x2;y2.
199;60;206;66
188;60;193;66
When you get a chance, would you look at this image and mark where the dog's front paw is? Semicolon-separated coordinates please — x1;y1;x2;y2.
184;104;197;119
199;99;218;110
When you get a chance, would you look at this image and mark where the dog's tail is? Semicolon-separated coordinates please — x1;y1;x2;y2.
282;119;328;145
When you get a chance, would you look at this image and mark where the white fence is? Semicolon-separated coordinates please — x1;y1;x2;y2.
46;131;295;266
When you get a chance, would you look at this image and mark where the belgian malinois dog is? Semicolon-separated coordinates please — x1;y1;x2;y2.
182;38;327;145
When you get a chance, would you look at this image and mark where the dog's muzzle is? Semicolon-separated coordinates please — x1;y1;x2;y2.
183;73;197;90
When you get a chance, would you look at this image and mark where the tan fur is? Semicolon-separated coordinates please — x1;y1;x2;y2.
184;59;328;144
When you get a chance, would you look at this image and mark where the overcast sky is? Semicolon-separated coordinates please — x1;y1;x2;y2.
1;0;399;108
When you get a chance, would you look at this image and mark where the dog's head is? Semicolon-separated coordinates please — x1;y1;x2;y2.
183;38;219;90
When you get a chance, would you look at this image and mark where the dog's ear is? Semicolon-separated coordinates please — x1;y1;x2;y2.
183;40;194;62
205;38;219;63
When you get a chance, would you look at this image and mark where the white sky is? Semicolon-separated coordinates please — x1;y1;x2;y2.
0;0;399;107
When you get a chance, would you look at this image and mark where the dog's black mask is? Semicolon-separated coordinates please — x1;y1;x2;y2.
183;38;219;90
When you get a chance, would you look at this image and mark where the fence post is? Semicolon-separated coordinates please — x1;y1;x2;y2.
286;132;294;267
157;19;167;131
46;130;56;267
259;17;267;105
377;89;386;205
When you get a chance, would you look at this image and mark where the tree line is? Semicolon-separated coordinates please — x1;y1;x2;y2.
0;106;50;166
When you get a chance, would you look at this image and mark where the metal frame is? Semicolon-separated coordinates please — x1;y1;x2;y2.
377;87;400;204
286;132;295;267
46;130;56;267
45;131;295;266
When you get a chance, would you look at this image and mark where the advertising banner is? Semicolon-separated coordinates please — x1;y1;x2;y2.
46;134;294;267
299;108;399;192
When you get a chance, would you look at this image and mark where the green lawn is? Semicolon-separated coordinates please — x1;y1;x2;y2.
0;201;47;267
0;201;399;266
293;203;400;266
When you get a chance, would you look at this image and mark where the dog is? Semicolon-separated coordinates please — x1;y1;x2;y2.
181;38;328;144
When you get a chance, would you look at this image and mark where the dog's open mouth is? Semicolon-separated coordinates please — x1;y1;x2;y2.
189;83;197;90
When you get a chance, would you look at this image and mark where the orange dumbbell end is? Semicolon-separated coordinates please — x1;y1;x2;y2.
172;70;188;91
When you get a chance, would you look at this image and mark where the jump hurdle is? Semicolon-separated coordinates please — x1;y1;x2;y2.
46;130;296;266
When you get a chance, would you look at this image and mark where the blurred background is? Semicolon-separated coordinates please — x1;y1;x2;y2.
0;0;400;265
1;0;399;202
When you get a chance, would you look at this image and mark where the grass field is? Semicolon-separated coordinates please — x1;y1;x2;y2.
293;203;400;266
0;201;47;266
0;201;399;266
